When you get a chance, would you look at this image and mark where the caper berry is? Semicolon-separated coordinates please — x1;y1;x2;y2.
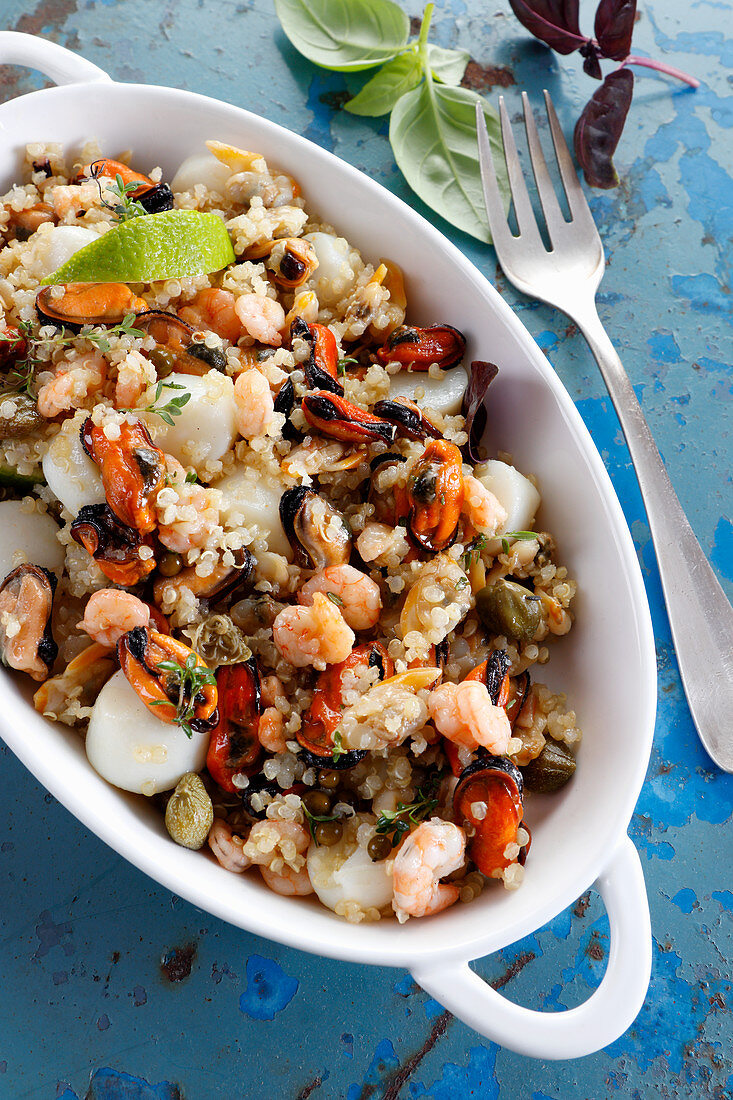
317;769;340;790
165;772;213;849
475;578;542;644
159;551;184;577
367;834;392;862
521;741;576;792
314;820;343;846
302;790;332;816
149;347;177;378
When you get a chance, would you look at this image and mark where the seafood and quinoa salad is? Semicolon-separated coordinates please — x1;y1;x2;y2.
0;140;580;924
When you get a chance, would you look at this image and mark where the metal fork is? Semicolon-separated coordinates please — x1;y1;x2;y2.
476;92;733;772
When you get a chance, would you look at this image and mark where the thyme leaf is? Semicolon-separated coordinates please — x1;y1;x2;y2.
154;652;216;739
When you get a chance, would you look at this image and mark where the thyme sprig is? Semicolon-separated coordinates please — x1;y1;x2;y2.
331;729;345;763
98;172;147;222
375;779;442;847
302;804;341;845
122;379;191;425
153;653;216;739
501;530;537;555
461;533;487;568
336;356;359;376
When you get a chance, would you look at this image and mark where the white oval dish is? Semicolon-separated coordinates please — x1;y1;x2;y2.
0;32;656;1059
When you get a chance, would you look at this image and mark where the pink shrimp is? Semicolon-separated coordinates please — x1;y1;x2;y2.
462;475;508;534
298;564;382;631
37;350;107;418
78;589;150;647
243;819;314;897
234;293;285;346
258;707;287;753
392;819;466;921
208;818;252;873
179;288;242;343
273;593;355;670
156;482;221;553
234;369;274;438
428;680;511;755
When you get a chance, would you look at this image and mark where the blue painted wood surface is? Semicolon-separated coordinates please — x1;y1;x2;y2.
0;1;731;1096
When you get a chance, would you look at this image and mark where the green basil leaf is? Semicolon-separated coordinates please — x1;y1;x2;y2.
389;81;508;242
274;0;410;72
426;43;470;85
345;52;423;116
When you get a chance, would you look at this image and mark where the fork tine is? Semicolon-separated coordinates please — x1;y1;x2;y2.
474;100;514;252
498;96;544;246
543;90;596;230
521;91;568;245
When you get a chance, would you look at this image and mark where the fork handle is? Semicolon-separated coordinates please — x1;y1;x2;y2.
573;303;733;772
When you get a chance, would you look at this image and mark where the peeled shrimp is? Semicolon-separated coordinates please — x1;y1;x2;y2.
234;293;285;346
258;707;287;753
37;351;107;419
208;818;252;873
115;349;154;409
179;287;242;343
298;564;382;631
156;482;221;553
78;589;150;647
392;819;466;921
428;679;511;756
234;369;274;438
356;522;409;567
462;475;508;535
273;592;355;671
243;819;313;897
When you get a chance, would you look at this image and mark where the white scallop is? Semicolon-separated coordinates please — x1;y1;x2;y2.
213;464;291;559
475;459;541;537
31;225;99;282
0;500;65;582
307;816;393;914
86;670;209;795
42;414;106;516
387;364;468;417
144;371;237;472
170;152;231;195
304;232;356;308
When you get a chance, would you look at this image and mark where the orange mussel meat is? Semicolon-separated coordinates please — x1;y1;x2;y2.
70;503;156;587
206;660;262;794
406;439;464;552
302;391;396;445
117;627;218;731
81;417;165;535
375;324;465;371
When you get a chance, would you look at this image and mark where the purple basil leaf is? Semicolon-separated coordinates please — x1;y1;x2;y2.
508;1;586;55
594;0;637;61
580;43;603;79
574;68;634;188
463;360;499;462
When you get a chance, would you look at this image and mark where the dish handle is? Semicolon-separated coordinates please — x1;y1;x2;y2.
0;32;111;89
410;834;651;1060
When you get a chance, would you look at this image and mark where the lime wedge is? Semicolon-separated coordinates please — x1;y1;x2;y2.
42;211;236;285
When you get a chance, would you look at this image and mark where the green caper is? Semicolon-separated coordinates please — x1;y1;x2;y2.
317;770;340;790
164;772;214;849
159;551;184;577
149;347;177;378
314;820;343;846
367;834;392;862
521;741;576;793
302;790;332;816
475;578;542;644
0;394;43;440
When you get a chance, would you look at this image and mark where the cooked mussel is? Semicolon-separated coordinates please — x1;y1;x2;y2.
376;324;466;371
70;503;156;586
302;391;396;445
77;159;174;213
0;325;28;368
297;642;392;768
291;317;343;395
273;378;300;441
118;626;218;731
453;755;524;877
405;439;464;552
81;416;165;535
475;579;542;644
2;202;56;243
267;238;318;290
152;553;254;608
137;311;226;376
0;564;57;681
206;659;262;793
372;397;442;441
36;283;148;330
279;486;352;571
0;394;43;440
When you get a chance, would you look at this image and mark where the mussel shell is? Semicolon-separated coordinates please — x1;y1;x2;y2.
185;341;227;372
372;399;442;441
240;773;282;820
484;649;512;706
299;746;367;771
0;564;58;675
137;182;174;214
279;486;351;571
273;378;301;442
460;753;524;803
